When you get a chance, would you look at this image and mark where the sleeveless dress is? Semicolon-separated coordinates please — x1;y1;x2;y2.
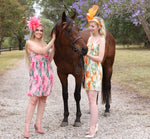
28;51;53;96
84;37;103;92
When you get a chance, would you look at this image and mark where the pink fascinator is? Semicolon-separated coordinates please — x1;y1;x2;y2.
27;16;42;31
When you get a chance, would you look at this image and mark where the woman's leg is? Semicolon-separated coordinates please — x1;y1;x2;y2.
86;90;90;110
24;96;38;135
88;90;98;135
35;96;47;131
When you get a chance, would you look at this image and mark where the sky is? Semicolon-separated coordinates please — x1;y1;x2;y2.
33;2;42;17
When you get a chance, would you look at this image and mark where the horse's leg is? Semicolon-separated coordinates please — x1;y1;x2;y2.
102;64;113;117
57;71;69;127
73;76;82;127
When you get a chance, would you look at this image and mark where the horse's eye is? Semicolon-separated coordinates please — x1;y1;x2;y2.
66;28;71;33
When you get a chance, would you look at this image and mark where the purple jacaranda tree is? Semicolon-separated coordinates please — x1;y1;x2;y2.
72;0;150;41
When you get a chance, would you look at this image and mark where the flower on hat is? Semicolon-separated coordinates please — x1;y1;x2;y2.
86;5;99;21
86;5;101;27
27;16;41;31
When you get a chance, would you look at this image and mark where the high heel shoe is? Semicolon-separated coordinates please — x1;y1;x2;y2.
34;124;44;134
24;132;30;138
85;123;98;138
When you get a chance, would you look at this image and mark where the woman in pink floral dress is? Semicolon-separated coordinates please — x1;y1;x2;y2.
24;17;55;138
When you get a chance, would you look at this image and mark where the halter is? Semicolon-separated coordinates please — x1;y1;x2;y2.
60;22;85;76
61;22;82;56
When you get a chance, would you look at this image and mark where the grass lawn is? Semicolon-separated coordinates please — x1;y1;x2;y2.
0;50;25;74
112;47;150;97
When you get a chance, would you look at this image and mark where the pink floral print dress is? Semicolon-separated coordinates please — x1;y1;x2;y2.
28;51;53;96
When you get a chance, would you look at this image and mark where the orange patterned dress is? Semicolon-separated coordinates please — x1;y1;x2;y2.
84;38;103;92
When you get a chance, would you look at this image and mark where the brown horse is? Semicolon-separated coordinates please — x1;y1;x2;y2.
51;12;115;127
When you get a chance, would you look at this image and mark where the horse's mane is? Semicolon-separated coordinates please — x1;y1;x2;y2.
50;20;60;38
51;16;74;38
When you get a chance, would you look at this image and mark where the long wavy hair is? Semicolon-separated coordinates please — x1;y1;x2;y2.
25;25;45;68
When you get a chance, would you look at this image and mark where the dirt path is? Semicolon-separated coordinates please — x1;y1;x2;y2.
0;59;150;139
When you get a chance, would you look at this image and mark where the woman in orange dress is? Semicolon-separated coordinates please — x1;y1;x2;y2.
84;5;106;138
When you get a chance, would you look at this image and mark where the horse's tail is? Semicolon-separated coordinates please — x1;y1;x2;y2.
101;31;115;104
101;65;112;104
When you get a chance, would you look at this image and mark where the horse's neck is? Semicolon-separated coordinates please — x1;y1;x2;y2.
79;29;90;44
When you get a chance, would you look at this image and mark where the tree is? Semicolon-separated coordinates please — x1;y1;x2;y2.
0;0;24;51
12;17;27;50
14;0;35;50
72;0;150;43
18;0;35;17
0;0;35;52
105;15;146;45
40;18;54;42
34;0;75;23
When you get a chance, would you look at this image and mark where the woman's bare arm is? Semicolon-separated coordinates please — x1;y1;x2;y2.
27;33;56;55
86;37;105;63
49;45;55;62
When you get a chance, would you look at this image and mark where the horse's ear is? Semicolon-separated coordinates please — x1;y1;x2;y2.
71;12;76;20
62;11;66;22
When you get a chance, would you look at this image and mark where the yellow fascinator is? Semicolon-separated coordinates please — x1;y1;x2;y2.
86;5;101;27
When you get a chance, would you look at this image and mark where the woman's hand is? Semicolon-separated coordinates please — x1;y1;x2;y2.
49;45;55;62
51;32;56;40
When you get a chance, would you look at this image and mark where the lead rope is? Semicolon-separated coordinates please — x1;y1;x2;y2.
75;55;85;87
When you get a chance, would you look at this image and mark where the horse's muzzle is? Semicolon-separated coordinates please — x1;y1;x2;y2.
82;46;88;56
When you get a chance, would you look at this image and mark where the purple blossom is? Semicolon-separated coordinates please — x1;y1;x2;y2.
78;0;86;6
102;3;108;9
90;0;95;3
80;26;86;30
72;2;78;9
80;22;86;27
77;15;83;18
72;2;82;14
113;0;122;3
103;14;108;18
90;0;99;3
131;10;140;17
80;21;87;30
113;0;118;2
105;9;111;14
131;0;137;4
131;18;141;25
81;17;86;21
108;0;113;4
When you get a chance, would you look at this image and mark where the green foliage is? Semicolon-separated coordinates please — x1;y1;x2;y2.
30;0;149;45
105;15;146;45
1;38;10;48
35;0;75;23
0;0;35;50
40;18;54;42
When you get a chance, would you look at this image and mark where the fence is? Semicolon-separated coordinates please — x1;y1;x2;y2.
0;47;25;54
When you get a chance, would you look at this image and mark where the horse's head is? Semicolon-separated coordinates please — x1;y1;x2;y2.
51;12;88;56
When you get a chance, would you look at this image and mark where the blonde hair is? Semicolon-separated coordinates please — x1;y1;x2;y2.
94;16;106;38
25;25;45;68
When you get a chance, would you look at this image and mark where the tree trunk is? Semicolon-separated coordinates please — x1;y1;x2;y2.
18;37;23;50
0;37;3;54
0;40;1;55
138;15;150;42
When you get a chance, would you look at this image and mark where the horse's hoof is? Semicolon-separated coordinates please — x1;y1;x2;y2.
60;121;68;127
73;122;82;127
104;112;110;117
